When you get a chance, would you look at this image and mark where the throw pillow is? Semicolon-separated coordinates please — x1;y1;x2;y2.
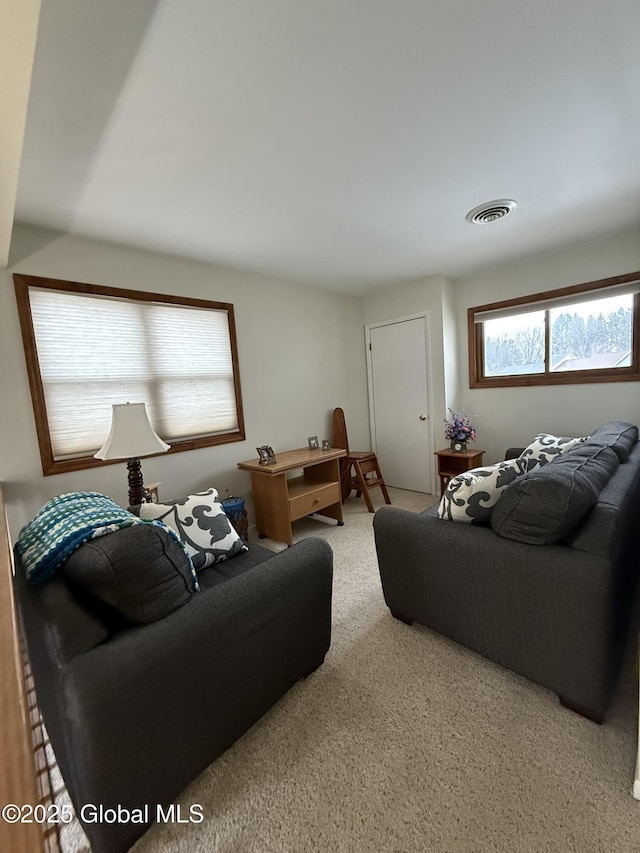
519;433;587;471
62;524;197;623
490;443;620;545
437;457;528;524
133;488;248;570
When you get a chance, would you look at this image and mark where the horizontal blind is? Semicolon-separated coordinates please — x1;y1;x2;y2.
29;288;239;459
144;302;238;440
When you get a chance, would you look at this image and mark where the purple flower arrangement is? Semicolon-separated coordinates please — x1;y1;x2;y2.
444;409;477;443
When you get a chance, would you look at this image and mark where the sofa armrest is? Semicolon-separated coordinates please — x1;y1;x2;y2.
50;537;333;853
505;446;525;460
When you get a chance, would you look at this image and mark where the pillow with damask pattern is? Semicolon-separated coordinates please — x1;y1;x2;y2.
132;488;247;570
437;458;528;524
519;433;587;471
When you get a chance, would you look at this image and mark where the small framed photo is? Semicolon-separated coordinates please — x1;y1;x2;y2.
143;482;161;503
322;439;331;451
256;445;276;464
308;435;319;449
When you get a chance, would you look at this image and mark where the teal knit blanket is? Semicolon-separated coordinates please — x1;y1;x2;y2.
17;491;196;586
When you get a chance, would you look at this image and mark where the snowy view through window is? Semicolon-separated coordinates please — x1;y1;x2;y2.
483;294;633;377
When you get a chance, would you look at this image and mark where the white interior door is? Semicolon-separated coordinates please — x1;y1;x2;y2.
368;316;431;492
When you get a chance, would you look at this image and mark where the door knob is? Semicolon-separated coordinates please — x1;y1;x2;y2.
419;414;427;420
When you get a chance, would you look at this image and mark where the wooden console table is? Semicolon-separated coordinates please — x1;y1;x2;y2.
238;447;346;546
435;448;485;497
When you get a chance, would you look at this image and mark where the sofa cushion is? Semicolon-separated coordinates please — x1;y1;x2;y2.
133;488;248;570
197;542;276;590
588;421;638;462
519;433;587;471
565;446;640;558
62;524;197;623
437;458;527;524
13;564;111;659
491;443;620;545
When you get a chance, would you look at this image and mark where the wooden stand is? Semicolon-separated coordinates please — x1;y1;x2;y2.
127;457;145;507
434;448;485;497
238;447;346;546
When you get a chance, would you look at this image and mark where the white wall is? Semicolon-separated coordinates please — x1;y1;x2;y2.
452;226;640;464
5;223;639;531
0;0;40;267
363;273;456;435
1;225;370;533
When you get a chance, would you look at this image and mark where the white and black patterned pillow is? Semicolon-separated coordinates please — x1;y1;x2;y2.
437;458;528;524
519;433;588;471
135;488;248;570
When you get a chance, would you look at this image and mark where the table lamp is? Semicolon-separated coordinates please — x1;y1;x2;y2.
94;402;170;506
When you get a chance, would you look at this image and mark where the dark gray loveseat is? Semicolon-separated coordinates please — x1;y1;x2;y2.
374;421;640;722
14;532;333;853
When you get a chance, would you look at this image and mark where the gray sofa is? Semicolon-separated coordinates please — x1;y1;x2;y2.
14;531;333;853
374;421;640;722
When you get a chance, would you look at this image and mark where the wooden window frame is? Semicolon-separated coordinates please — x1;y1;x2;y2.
468;271;640;389
14;274;246;476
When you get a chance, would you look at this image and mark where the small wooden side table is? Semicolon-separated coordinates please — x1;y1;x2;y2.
434;448;485;497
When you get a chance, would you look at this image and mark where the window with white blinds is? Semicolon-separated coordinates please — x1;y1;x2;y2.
14;275;245;475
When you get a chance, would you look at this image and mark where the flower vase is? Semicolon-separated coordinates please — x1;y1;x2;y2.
450;440;468;452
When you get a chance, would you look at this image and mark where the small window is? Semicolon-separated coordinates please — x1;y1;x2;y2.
469;272;640;388
483;310;545;377
14;275;246;475
549;293;633;373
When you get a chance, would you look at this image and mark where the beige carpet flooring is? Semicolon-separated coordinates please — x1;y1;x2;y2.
124;487;640;853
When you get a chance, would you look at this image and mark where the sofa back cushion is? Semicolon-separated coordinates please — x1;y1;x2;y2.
565;445;640;557
589;421;638;461
13;558;111;662
62;524;196;623
491;443;620;545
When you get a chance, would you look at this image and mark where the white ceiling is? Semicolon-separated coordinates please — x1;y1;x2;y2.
13;0;640;294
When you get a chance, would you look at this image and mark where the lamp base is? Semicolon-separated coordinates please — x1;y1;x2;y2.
127;457;145;507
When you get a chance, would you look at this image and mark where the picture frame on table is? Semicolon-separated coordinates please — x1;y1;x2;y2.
257;445;276;464
143;482;161;503
308;436;319;449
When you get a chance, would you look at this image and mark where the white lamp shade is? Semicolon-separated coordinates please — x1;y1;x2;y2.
94;403;170;461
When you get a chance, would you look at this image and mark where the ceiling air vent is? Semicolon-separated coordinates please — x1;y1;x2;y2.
465;199;517;224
